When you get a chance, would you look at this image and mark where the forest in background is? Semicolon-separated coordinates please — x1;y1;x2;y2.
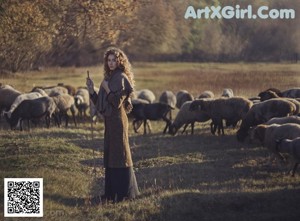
0;0;299;72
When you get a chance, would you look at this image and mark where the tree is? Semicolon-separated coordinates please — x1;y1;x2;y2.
123;0;186;60
0;0;138;71
0;0;53;72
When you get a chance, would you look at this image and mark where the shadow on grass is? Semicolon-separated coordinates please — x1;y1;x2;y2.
153;188;300;221
79;157;103;168
44;193;86;207
70;139;103;152
135;155;290;193
44;176;105;207
131;131;257;163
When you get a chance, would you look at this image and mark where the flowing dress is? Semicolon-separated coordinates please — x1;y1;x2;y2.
91;68;139;202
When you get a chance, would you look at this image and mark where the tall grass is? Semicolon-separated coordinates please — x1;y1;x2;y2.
0;62;300;221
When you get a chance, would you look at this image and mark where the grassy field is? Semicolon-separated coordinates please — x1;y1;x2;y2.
1;62;300;221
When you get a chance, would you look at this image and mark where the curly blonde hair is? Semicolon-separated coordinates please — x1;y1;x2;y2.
103;47;135;87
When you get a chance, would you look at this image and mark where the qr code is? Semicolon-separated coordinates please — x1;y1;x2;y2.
4;178;43;217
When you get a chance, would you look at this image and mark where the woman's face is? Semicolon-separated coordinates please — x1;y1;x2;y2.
107;54;117;71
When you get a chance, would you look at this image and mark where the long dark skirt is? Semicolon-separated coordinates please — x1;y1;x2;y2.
104;167;139;202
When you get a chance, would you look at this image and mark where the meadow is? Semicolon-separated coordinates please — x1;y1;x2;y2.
0;62;300;221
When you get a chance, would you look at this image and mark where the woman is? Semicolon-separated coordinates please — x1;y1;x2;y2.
86;47;139;203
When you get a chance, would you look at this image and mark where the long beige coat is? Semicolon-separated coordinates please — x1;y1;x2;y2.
91;69;134;168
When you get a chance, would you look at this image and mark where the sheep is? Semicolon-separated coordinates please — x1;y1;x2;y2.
57;83;76;96
4;90;48;118
159;90;177;121
249;116;300;142
265;88;283;96
130;102;173;134
252;123;300;163
133;89;156;131
176;90;194;109
32;86;68;96
282;88;300;98
285;98;300;115
265;116;300;125
129;98;151;131
237;98;296;142
190;97;253;135
258;91;300;114
32;88;48;97
131;98;150;104
74;87;90;118
259;88;300;100
258;88;283;101
135;89;156;103
89;99;102;122
0;84;21;115
276;137;300;176
258;90;279;101
169;101;210;135
221;88;234;97
74;86;102;126
198;90;214;99
8;96;57;130
247;96;261;104
159;90;176;109
52;94;77;127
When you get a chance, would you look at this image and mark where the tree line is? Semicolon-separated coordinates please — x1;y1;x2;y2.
0;0;299;73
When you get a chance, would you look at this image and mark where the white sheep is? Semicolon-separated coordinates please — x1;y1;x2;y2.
247;96;261;104
74;87;90;118
221;88;234;97
258;90;281;101
276;137;300;176
32;86;68;96
190;97;253;135
259;88;300;100
176;90;194;109
159;90;177;121
169;101;210;135
131;98;150;104
252;123;300;163
282;88;300;98
286;98;300;115
32;88;48;97
198;90;214;99
57;83;76;96
0;84;21;114
135;89;156;103
257;90;300;115
258;88;283;100
52;94;77;127
237;98;296;142
159;90;176;109
265;116;300;125
249;116;300;142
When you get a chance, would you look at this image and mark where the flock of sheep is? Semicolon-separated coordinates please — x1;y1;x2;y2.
1;82;300;176
0;83;93;130
130;87;300;177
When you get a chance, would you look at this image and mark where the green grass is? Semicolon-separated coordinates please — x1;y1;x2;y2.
1;62;300;221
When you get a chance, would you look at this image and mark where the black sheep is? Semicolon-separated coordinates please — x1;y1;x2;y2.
130;103;173;134
9;97;57;130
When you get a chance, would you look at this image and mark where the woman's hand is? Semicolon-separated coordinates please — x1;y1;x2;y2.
101;80;111;94
86;77;95;94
